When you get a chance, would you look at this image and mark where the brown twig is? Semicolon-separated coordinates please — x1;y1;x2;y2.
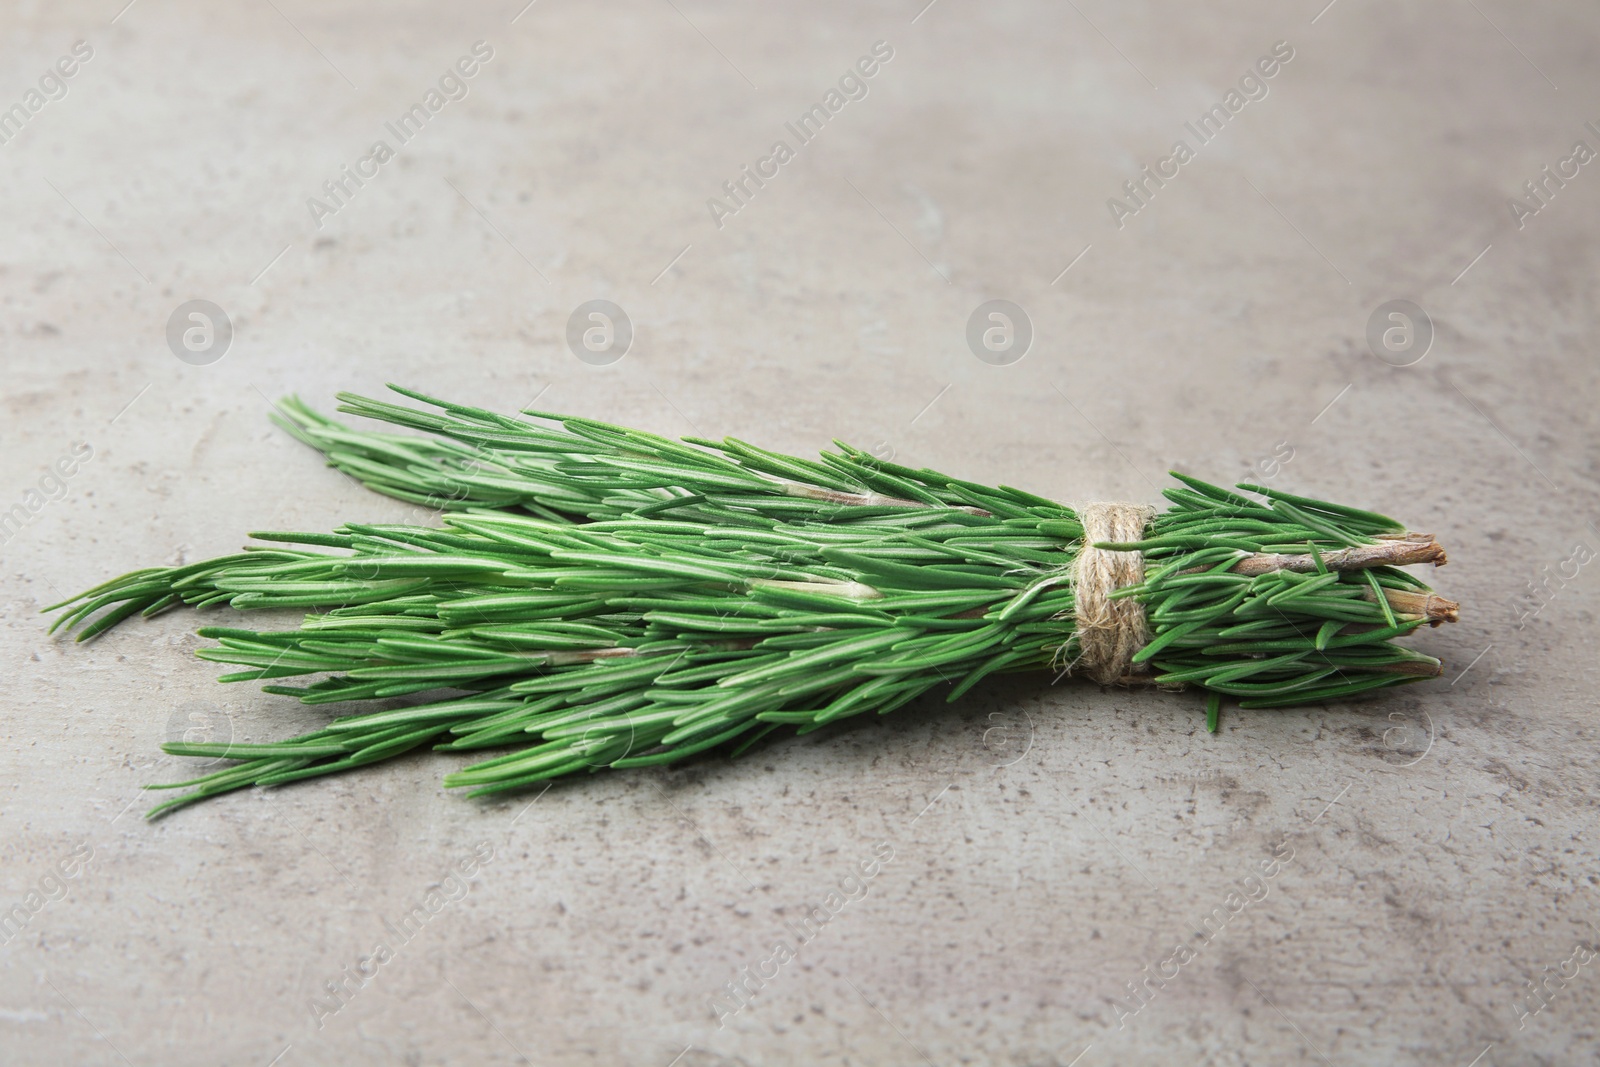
1228;537;1447;577
1365;586;1459;625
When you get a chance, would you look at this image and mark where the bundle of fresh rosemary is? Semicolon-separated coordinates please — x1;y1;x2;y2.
49;386;1457;817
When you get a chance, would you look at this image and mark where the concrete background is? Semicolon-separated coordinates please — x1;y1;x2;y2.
2;1;1598;1064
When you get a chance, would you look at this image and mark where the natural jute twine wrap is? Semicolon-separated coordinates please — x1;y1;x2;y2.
1067;502;1157;685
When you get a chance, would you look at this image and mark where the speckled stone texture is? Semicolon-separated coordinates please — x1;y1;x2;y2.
2;1;1598;1064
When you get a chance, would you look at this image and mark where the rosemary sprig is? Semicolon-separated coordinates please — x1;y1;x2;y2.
46;386;1457;817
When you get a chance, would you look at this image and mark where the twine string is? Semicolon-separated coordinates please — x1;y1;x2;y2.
1068;502;1157;685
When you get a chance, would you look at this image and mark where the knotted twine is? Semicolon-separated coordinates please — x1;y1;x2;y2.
1066;502;1157;685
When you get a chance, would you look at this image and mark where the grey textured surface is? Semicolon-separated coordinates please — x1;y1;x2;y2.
2;2;1599;1065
